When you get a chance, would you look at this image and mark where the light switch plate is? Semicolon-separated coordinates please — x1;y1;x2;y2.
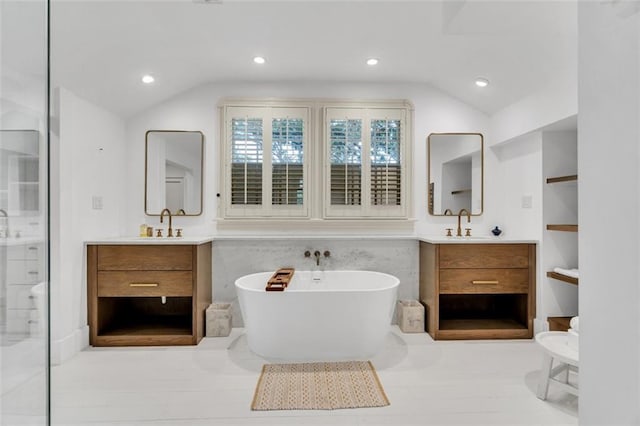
92;196;103;210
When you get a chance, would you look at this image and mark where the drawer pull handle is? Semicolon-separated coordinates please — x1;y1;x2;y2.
472;280;499;285
28;271;38;275
28;247;38;251
129;283;159;287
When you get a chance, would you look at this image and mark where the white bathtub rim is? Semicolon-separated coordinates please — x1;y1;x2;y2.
234;270;400;293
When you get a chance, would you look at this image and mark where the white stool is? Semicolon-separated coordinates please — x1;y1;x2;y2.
535;331;579;400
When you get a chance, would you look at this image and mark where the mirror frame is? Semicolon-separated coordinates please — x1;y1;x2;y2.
427;132;484;216
144;130;204;216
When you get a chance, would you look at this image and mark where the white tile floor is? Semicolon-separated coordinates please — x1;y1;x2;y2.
51;327;578;425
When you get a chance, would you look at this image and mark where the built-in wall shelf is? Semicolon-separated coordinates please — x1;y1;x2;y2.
546;174;578;184
547;316;572;332
546;224;578;232
451;188;471;195
546;271;578;286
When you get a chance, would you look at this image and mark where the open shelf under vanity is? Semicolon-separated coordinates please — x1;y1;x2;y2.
95;296;193;345
436;293;530;339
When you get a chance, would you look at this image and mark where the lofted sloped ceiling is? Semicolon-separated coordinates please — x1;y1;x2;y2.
49;0;577;118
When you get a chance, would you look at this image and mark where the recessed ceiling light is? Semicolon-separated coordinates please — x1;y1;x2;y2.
366;58;379;66
253;56;266;65
141;75;155;84
475;77;489;87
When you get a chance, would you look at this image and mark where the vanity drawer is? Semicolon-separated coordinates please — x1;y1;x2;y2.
439;244;529;269
97;271;193;297
97;245;192;271
439;269;529;294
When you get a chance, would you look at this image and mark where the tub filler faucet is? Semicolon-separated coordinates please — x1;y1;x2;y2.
304;250;331;266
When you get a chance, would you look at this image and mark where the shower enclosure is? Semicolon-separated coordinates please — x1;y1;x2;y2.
0;0;50;424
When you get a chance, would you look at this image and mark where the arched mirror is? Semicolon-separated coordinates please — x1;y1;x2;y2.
145;130;204;216
428;132;483;216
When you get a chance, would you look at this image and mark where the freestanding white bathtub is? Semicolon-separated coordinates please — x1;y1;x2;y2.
235;270;399;360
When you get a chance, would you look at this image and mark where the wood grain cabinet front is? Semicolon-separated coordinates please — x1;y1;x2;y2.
419;242;536;340
87;243;212;347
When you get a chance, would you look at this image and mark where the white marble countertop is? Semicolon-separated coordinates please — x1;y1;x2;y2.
84;236;214;245
418;236;538;244
84;234;536;244
211;234;417;240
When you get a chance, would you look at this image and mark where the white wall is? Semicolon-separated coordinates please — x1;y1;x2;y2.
578;2;640;424
125;81;494;238
489;70;577;147
49;87;127;364
492;132;543;241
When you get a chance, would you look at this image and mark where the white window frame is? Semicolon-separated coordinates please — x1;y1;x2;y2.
323;106;409;219
220;103;311;219
218;98;413;223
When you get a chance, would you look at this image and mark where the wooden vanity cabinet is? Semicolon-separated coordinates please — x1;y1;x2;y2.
87;242;212;346
419;242;536;340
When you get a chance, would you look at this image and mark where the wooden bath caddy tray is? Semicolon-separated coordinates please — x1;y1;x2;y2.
265;268;295;292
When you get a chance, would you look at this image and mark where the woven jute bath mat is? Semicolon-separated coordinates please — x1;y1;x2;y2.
251;360;390;411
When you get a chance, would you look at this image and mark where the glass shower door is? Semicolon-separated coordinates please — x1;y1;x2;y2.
0;0;49;424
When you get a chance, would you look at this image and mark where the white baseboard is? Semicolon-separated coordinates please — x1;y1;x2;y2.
51;325;89;365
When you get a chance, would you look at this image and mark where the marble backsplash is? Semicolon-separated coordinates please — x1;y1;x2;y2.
212;238;419;327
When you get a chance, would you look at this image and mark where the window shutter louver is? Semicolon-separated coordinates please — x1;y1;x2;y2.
272;118;304;205
370;119;401;206
231;118;263;205
330;119;362;205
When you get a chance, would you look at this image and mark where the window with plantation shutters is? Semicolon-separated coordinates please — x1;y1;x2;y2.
220;99;411;223
324;107;408;218
222;105;309;218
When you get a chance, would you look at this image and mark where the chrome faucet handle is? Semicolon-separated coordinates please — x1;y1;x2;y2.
156;229;163;237
323;250;331;258
304;250;311;258
465;228;472;237
446;228;453;237
175;228;182;238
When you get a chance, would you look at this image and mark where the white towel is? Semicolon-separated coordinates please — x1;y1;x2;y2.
553;267;579;279
570;316;579;333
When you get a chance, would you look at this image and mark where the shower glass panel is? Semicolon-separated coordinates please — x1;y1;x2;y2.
0;0;50;424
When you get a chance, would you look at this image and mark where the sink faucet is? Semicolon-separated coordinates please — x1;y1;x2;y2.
443;208;453;215
160;208;173;237
456;208;471;237
176;208;186;215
